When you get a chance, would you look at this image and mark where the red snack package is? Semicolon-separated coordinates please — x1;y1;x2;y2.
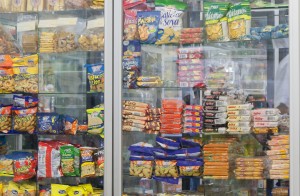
160;128;182;134
14;157;37;181
124;0;146;9
0;55;13;67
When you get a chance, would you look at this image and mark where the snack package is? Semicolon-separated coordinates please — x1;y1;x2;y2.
85;63;104;92
12;107;37;134
155;159;178;178
12;54;39;94
137;11;160;44
63;116;78;135
89;0;105;9
155;0;187;44
13;95;38;108
156;137;180;150
66;186;86;196
51;184;70;196
94;148;104;176
80;147;96;178
65;0;89;9
27;0;44;11
0;105;12;133
45;0;65;11
39;32;56;53
204;2;230;41
79;16;104;51
37;113;62;134
0;156;13;176
0;0;11;12
177;160;203;176
130;157;153;178
87;108;104;136
60;145;80;177
227;1;251;40
55;31;76;53
38;141;65;178
0;24;19;54
124;0;146;9
11;0;27;12
123;40;141;58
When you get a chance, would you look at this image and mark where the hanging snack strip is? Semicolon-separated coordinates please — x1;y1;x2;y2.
252;108;280;134
227;104;252;133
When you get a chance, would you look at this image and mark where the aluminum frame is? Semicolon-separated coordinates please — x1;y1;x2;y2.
104;0;113;195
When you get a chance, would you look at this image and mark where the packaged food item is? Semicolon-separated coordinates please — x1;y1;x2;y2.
204;2;230;41
0;156;13;176
64;0;89;9
85;63;104;92
56;31;77;53
66;186;86;196
0;25;19;54
252;108;280;116
0;105;12;133
156;137;180;150
38;141;65;178
20;182;36;196
79;18;104;51
12;54;39;94
123;40;141;58
94;148;104;176
137;11;160;44
51;184;69;196
227;1;251;40
39;32;56;53
60;145;80;177
13;95;38;108
130;157;153;178
27;0;44;11
63;116;78;135
12;107;37;134
37;113;62;134
155;159;178;178
89;0;105;9
0;0;11;12
80;147;96;177
178;160;203;176
155;0;187;44
87;108;104;136
11;0;27;12
45;0;65;11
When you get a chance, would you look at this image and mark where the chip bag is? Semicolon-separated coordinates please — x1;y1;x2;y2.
227;0;251;40
0;156;13;176
85;63;104;92
155;0;187;44
137;11;160;44
204;2;230;41
60;145;80;177
87;108;104;136
94;148;104;176
63;115;78;135
177;159;203;176
67;186;86;196
155;159;179;178
0;105;12;133
12;107;37;134
0;67;15;93
129;157;153;178
51;184;69;196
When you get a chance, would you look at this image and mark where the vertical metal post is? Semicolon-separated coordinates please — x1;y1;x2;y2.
289;0;300;195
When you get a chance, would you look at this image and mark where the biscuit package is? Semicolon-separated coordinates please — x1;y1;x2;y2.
12;107;37;134
129;157;153;179
85;63;105;92
45;0;65;11
155;0;187;44
60;145;80;177
137;11;160;44
227;1;251;40
0;105;12;133
87;108;104;136
204;2;230;41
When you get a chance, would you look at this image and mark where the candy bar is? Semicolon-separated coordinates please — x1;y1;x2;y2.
228;122;251;128
203;127;226;133
204;112;227;119
252;108;280;116
123;101;149;108
123;115;152;121
204;100;228;107
253;121;279;128
180;33;202;39
184;116;202;122
183;111;202;116
204;90;227;96
253;127;278;134
227;116;251;122
204;95;228;101
177;76;204;82
137;76;161;82
123;119;146;125
177;71;204;77
137;81;162;87
181;28;203;33
178;81;205;88
176;59;203;65
185;105;203;111
204;118;227;125
122;125;144;132
123;105;149;113
183;128;201;133
227;127;251;133
178;53;204;59
123;122;145;129
253;115;280;122
204;106;227;112
178;65;204;71
227;104;253;111
227;110;251;116
123;110;147;117
184;122;202;128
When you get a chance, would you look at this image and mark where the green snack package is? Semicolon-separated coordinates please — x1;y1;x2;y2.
87;108;104;137
155;0;187;44
227;0;251;40
204;2;230;41
60;145;78;177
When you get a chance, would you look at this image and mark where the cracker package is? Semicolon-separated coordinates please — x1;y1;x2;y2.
12;54;39;94
0;105;12;133
137;11;160;44
85;63;104;92
155;0;187;44
60;145;80;177
129;157;153;178
155;159;179;178
204;2;230;41
12;107;37;134
227;1;251;40
0;67;15;93
87;108;104;136
45;0;65;11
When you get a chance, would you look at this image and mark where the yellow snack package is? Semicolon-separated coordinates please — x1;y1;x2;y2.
0;182;3;196
87;108;104;137
79;184;94;195
20;182;36;196
81;162;96;178
7;181;20;195
51;184;70;196
67;186;86;196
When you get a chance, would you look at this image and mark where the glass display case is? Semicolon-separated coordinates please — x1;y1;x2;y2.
0;0;113;195
113;0;292;195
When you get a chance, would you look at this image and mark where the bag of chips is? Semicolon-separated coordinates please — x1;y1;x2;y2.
155;0;187;44
227;0;251;40
0;67;15;93
60;145;80;177
137;11;161;44
0;105;12;133
63;115;78;135
87;108;104;136
85;63;104;92
12;107;37;134
51;184;70;196
204;2;230;41
94;148;104;176
80;147;96;178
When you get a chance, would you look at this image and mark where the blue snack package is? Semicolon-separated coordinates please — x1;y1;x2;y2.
137;11;161;44
152;148;176;159
130;151;153;159
128;142;154;155
153;176;179;184
37;113;62;134
177;159;203;177
123;40;141;58
122;57;141;71
179;138;201;148
13;95;38;108
85;63;104;92
174;147;201;158
156;137;180;150
129;156;154;161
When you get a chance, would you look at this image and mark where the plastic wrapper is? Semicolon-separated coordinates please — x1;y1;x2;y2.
94;148;104;176
17;15;38;54
44;0;65;11
87;108;104;136
12;107;37;134
60;145;80;177
128;142;154;155
252;108;280;116
156;138;179;150
227;115;251;122
12;54;39;93
155;0;187;44
177;160;203;177
65;0;89;9
78;27;104;51
130;157;153;179
85;63;104;92
37;113;62;134
39;31;56;53
0;24;19;54
27;0;44;11
137;11;160;44
155;160;178;178
0;105;12;134
227;104;252;111
89;0;105;9
253;127;278;134
80;147;96;178
11;0;27;12
227;110;251;116
63;115;78;135
9;152;37;181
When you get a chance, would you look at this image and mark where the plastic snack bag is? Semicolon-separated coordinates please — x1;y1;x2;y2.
137;11;161;44
0;105;12;133
178;159;203;176
51;184;69;196
156;137;180;150
12;107;37;134
94;148;104;176
60;145;80;177
63;115;78;135
13;95;38;108
204;2;230;41
27;0;44;11
227;1;251;40
87;108;104;136
0;67;15;93
129;157;153;178
65;0;89;9
155;0;187;44
11;0;26;12
45;0;65;11
37;113;62;134
155;159;179;178
66;186;86;196
85;63;104;92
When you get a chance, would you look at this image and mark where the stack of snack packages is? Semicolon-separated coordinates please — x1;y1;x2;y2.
183;105;203;135
252;108;280;134
227;104;253;133
180;28;203;44
203;90;228;133
176;47;205;88
203;141;230;179
146;108;161;134
234;157;264;180
266;135;289;180
160;99;184;136
122;100;151;132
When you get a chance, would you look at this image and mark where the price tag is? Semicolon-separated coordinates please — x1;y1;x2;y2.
87;17;104;29
57;17;78;26
38;19;57;28
17;21;36;32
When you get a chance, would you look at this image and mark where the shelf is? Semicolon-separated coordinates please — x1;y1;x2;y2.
0;8;104;15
